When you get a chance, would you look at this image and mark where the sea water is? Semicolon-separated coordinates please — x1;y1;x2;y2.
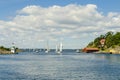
0;49;120;80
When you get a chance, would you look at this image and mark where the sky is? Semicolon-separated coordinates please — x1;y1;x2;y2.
0;0;120;49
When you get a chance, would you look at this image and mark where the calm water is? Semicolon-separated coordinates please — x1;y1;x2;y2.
0;50;120;80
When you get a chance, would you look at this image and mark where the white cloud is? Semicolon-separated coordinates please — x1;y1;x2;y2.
0;4;120;48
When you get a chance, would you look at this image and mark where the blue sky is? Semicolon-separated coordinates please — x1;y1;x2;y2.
0;0;120;49
0;0;120;20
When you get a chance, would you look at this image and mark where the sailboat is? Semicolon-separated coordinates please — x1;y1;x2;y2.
56;42;63;54
45;41;50;53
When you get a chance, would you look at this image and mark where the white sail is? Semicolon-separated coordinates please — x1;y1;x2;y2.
59;42;63;52
56;42;63;54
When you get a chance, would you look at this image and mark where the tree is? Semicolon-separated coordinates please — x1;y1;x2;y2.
105;31;114;48
87;31;120;50
113;32;120;45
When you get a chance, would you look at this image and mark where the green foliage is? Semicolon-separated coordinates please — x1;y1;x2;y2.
93;37;101;47
105;31;114;48
113;32;120;45
87;31;120;50
0;46;10;51
87;34;105;48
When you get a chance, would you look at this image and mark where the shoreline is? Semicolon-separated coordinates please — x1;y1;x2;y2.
0;51;17;54
0;49;20;55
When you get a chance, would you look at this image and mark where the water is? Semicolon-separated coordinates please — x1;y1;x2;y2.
0;50;120;80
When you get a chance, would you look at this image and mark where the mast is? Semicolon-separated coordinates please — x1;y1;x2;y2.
56;44;58;52
45;40;49;53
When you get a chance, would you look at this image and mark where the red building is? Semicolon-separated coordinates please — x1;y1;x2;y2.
82;48;99;53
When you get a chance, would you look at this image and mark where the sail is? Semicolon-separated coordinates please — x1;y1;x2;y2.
59;42;63;52
56;42;63;54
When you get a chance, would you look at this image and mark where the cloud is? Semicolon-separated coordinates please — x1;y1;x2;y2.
0;4;120;48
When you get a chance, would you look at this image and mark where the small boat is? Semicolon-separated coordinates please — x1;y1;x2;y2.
76;49;80;53
45;50;49;53
35;49;39;53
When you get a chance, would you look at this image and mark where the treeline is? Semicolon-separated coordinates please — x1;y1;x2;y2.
87;31;120;50
0;46;10;51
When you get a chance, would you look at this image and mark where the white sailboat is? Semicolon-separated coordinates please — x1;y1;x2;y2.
59;42;63;52
56;42;63;54
45;41;50;53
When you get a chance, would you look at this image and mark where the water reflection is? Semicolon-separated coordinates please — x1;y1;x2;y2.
94;53;120;63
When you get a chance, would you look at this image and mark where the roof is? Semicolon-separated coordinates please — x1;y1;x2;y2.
83;48;99;50
82;48;99;53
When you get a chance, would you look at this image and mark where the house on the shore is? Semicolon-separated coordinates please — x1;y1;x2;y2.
82;48;99;53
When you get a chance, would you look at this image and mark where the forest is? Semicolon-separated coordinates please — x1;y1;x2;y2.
87;31;120;50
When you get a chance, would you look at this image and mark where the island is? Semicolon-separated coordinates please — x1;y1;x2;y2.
0;46;19;54
83;31;120;54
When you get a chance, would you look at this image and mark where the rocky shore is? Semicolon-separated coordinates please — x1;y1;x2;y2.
0;50;13;54
107;46;120;54
0;49;19;54
82;46;120;54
